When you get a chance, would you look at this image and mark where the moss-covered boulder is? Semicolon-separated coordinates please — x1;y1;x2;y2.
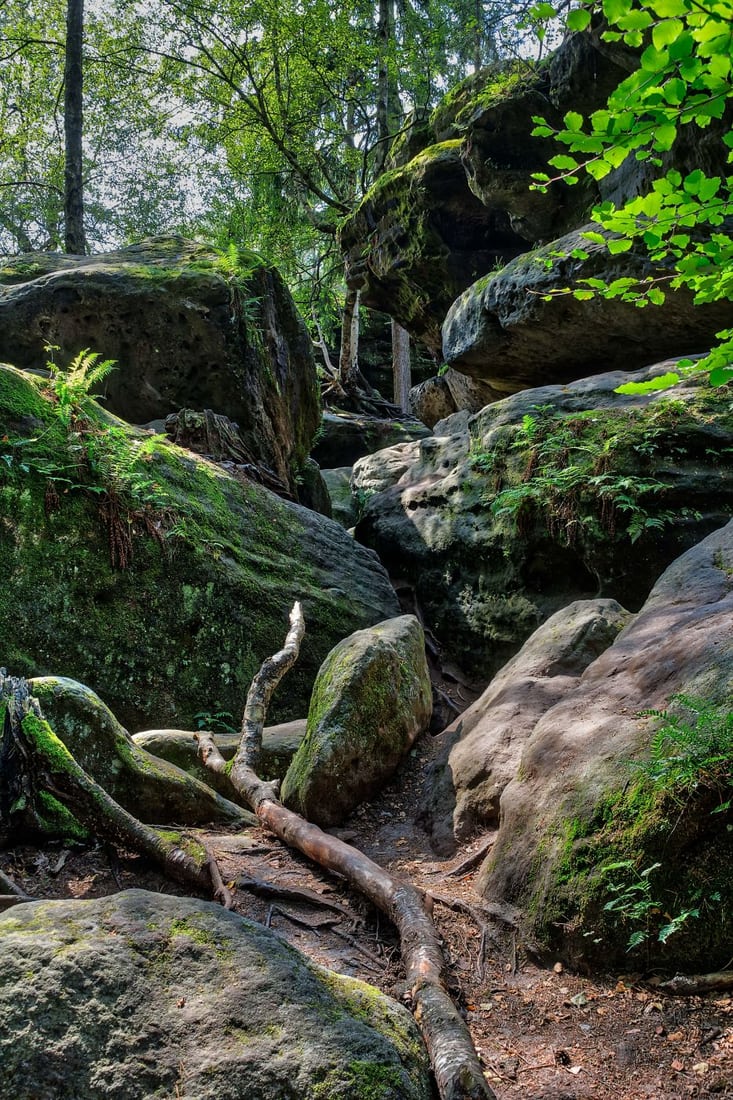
0;364;399;730
0;236;319;496
311;410;430;470
29;677;252;826
0;890;432;1099
479;520;733;971
340;141;518;356
281;616;432;826
354;363;733;680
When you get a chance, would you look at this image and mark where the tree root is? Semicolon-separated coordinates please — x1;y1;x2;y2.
0;673;225;904
656;971;733;996
197;602;497;1100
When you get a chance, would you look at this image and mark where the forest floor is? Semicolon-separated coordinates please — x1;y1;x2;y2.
4;720;732;1100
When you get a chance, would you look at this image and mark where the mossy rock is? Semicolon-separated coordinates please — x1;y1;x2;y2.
479;520;733;971
0;364;399;730
355;364;733;681
281;616;432;826
0;890;432;1099
29;677;253;827
0;236;320;496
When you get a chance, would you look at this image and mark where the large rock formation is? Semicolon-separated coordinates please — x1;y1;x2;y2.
353;364;733;679
0;364;399;730
479;520;733;970
0;890;431;1099
0;237;319;496
420;598;631;854
442;227;733;389
341;33;731;399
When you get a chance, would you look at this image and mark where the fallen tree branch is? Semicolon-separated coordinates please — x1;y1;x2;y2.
236;870;358;920
197;602;496;1100
240;600;305;772
656;971;733;996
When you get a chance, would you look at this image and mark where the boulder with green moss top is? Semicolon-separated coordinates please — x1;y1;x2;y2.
354;363;733;681
0;363;399;730
419;598;631;855
133;719;306;795
339;37;633;355
0;889;431;1099
479;520;733;971
340;140;519;356
29;677;253;826
0;236;319;496
442;226;733;388
281;616;432;826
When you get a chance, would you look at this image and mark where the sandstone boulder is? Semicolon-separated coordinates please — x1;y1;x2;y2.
133;719;306;794
0;890;431;1099
354;364;733;680
0;237;319;496
311;409;430;469
281;616;432;826
420;599;631;853
480;521;733;970
442;227;733;388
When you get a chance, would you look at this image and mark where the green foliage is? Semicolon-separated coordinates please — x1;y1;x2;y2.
601;860;700;949
45;346;117;426
529;0;733;387
474;402;700;546
635;694;733;796
599;696;732;949
193;710;239;736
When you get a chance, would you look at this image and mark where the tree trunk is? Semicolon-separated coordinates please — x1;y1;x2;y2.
392;320;411;412
374;0;398;176
339;285;363;392
64;0;87;255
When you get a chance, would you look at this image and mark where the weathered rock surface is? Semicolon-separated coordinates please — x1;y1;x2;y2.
354;364;733;679
420;599;631;854
0;237;319;495
442;227;733;387
480;521;733;970
311;409;430;469
339;36;632;353
0;890;431;1100
321;467;359;529
281;616;432;826
133;719;307;793
30;677;252;826
409;376;456;428
0;364;399;730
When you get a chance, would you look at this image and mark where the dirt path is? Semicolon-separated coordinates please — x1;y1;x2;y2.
4;727;732;1099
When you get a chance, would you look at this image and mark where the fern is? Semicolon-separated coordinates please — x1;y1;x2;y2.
636;695;733;795
47;346;117;425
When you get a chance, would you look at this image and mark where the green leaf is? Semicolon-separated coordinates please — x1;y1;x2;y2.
567;8;592;31
550;154;579;171
710;366;733;387
603;0;632;21
573;289;596;300
564;110;585;132
615;372;681;394
653;18;683;48
653;122;678;150
607;237;634;254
